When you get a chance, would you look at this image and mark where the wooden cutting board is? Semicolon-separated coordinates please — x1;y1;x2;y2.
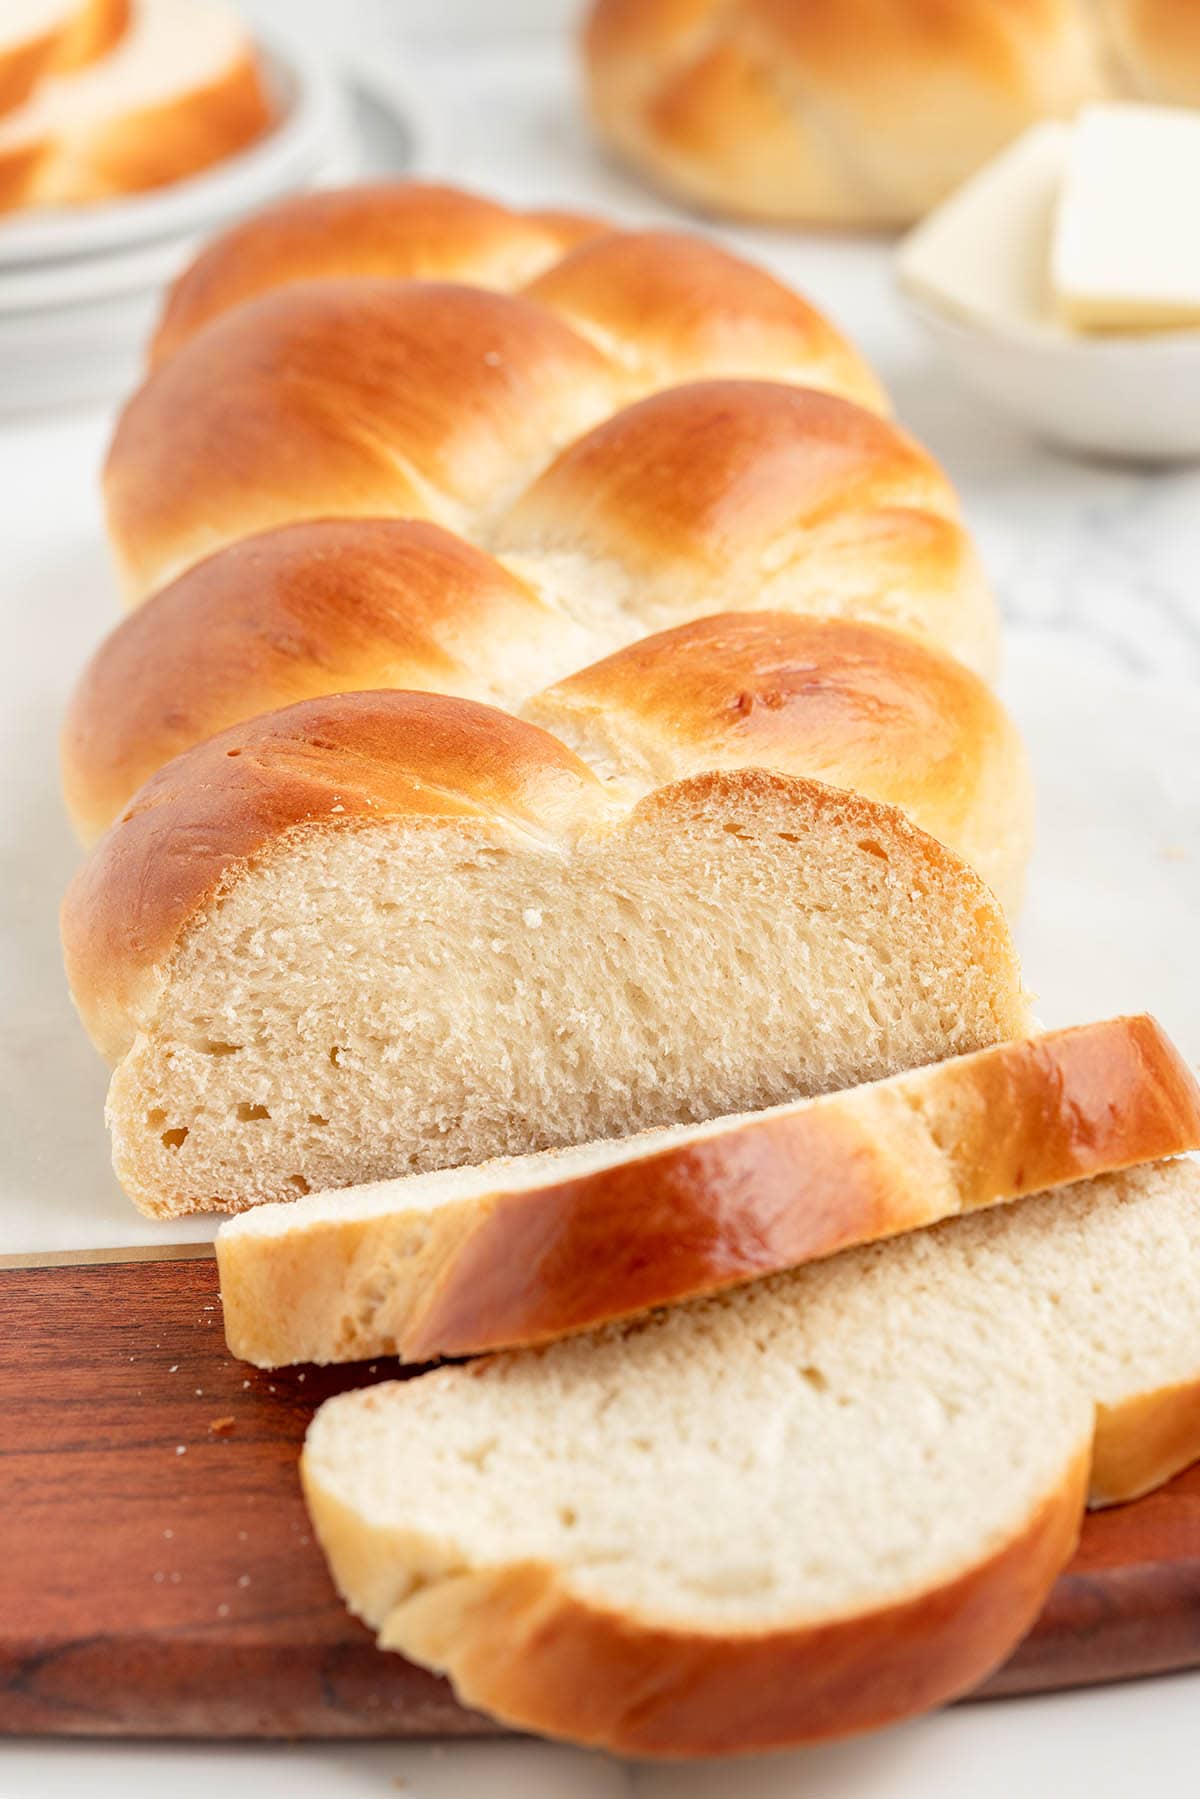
4;1255;1200;1738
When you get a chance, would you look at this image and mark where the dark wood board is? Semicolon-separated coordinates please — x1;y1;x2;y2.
3;1257;1199;1739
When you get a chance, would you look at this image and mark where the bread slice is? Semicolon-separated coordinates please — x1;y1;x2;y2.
0;0;271;214
303;1156;1200;1757
217;1014;1200;1368
60;690;1029;1218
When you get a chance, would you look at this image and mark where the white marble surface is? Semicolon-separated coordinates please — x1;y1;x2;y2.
3;13;1200;1794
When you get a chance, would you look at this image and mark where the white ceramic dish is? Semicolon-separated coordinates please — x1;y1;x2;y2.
0;37;430;413
0;33;339;269
899;285;1200;463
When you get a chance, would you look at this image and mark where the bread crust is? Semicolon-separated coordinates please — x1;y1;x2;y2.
60;690;608;1063
50;0;131;71
63;591;1021;913
60;519;564;842
150;182;610;366
497;380;998;678
521;227;886;412
526;610;1028;904
1093;1377;1200;1506
582;0;1108;226
302;1443;1090;1756
108;206;917;607
106;278;623;600
62;703;1023;1068
0;0;128;118
218;1017;1200;1368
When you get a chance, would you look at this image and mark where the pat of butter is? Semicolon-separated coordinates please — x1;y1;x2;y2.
896;124;1068;334
1053;104;1200;331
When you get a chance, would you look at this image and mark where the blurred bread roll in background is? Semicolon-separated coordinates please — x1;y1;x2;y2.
582;0;1200;226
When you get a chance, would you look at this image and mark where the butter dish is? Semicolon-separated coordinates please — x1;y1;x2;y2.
896;119;1200;462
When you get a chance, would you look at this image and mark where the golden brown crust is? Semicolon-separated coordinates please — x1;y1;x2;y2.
505;378;953;554
105;278;622;600
51;0;131;71
110;195;912;605
522;228;886;411
219;1016;1200;1369
61;590;1016;878
313;1448;1089;1756
497;379;996;676
582;0;1104;226
408;1018;1200;1360
0;27;58;119
60;519;562;841
150;182;611;366
60;691;606;1063
1092;1377;1200;1506
524;610;1027;902
1102;0;1200;104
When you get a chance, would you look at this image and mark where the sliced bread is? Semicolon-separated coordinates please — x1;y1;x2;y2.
60;690;1029;1217
217;1014;1200;1368
0;0;271;214
303;1156;1200;1757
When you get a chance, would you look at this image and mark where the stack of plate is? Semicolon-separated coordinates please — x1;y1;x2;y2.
0;34;356;413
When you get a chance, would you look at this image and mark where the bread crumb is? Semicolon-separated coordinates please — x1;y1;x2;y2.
237;1574;251;1588
209;1415;236;1436
163;1528;174;1539
175;1445;187;1455
216;1602;230;1618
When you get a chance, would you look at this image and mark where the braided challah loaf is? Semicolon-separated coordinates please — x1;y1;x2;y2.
65;183;1032;1219
583;0;1200;227
62;535;1030;903
0;0;272;213
83;187;1005;811
62;689;1028;1218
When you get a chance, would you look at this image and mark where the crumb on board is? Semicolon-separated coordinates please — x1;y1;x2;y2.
209;1415;236;1436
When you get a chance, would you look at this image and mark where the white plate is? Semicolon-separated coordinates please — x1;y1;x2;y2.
0;33;340;268
0;53;424;411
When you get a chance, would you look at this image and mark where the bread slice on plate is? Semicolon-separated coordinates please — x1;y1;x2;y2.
303;1155;1200;1758
0;0;271;213
61;690;1030;1218
217;1014;1200;1368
